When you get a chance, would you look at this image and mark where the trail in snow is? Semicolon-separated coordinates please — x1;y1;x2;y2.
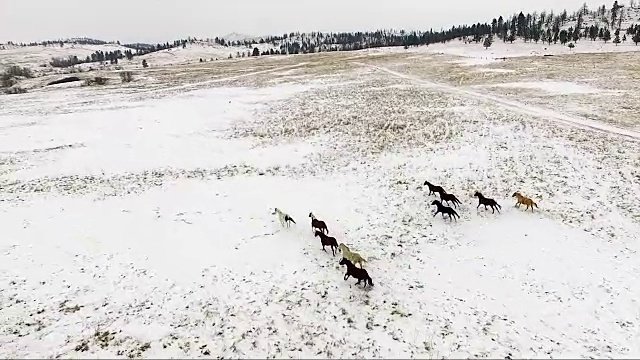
356;62;640;141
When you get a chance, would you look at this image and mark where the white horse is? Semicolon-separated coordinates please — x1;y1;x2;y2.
273;208;296;228
338;243;367;268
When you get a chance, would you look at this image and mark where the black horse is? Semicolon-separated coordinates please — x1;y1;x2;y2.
474;191;501;213
439;192;462;208
339;258;374;288
431;200;460;221
423;180;446;196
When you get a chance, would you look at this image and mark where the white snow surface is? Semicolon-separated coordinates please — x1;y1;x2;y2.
2;40;640;359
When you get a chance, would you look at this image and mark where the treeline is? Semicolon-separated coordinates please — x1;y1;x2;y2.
49;49;139;68
46;39;195;68
260;1;639;54
3;1;639;65
226;1;640;57
4;38;115;47
47;38;201;67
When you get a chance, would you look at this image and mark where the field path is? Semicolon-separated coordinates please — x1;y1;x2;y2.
356;62;640;141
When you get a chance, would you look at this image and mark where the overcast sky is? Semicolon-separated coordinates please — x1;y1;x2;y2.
1;0;607;44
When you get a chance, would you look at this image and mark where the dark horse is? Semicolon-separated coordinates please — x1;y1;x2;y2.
314;230;338;256
339;258;373;288
439;191;462;208
309;212;329;234
423;180;446;196
474;191;501;213
431;200;460;221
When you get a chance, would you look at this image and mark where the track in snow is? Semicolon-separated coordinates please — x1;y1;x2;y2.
356;62;640;141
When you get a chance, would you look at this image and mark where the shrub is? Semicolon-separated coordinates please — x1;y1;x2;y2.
4;86;27;95
1;76;17;88
119;71;134;83
84;76;108;86
4;65;34;78
1;65;34;89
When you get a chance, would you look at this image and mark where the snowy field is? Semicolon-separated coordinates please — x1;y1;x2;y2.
2;41;640;359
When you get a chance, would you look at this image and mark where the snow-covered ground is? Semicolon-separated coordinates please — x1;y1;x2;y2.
2;39;640;359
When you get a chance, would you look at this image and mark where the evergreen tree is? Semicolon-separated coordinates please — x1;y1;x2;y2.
603;28;612;42
611;1;620;28
483;34;493;49
633;30;640;45
559;30;569;44
613;29;621;44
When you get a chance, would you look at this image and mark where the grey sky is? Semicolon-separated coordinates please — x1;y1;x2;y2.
1;0;606;44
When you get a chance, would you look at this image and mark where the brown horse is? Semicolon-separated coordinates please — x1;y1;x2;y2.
309;212;329;234
315;231;338;256
512;192;538;212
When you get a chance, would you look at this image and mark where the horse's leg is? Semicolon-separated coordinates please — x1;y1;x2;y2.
477;203;481;210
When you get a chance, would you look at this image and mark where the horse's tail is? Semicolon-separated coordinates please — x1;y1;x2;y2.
496;202;502;209
533;201;538;208
286;215;296;224
367;277;374;287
